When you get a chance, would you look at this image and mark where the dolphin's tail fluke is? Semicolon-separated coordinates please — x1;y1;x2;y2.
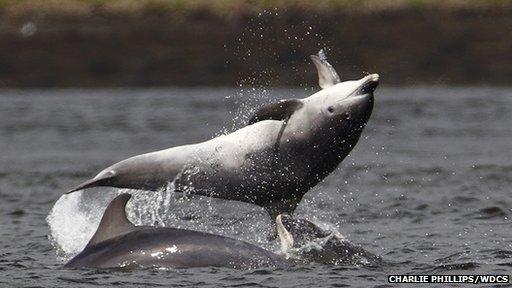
66;170;116;194
66;178;101;194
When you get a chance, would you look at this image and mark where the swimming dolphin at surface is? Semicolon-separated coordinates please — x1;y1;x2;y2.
67;50;379;219
65;194;290;269
276;214;382;266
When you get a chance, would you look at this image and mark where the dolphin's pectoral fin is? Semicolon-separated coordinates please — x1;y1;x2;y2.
86;193;136;247
248;99;302;157
310;49;341;89
248;99;303;125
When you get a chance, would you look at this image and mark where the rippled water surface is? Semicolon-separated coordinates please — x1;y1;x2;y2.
1;86;511;287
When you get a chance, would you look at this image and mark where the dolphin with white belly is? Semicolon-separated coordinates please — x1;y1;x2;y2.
65;194;290;269
67;50;379;219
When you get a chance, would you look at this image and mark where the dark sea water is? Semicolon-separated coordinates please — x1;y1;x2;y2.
1;86;511;287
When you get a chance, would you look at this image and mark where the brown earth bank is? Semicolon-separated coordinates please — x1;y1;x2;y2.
1;5;511;87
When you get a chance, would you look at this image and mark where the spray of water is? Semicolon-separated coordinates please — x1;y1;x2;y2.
46;178;278;261
45;89;344;263
45;12;354;263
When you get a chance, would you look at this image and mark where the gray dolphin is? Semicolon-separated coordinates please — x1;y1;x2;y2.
67;50;379;219
276;214;382;266
65;194;290;269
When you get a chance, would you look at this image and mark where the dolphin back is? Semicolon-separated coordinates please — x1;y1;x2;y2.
85;194;137;247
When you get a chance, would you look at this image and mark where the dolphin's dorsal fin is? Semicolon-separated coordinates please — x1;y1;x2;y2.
310;49;340;89
85;193;136;247
248;99;303;125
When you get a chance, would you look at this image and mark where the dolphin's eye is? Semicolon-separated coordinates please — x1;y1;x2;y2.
327;106;335;113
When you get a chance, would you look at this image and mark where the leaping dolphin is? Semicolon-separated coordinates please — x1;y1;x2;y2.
65;194;290;269
67;50;379;219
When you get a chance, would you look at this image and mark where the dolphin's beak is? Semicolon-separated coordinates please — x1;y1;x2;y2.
360;74;379;95
336;73;379;105
355;74;380;95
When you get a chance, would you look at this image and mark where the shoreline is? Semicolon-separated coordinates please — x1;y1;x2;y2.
1;2;511;87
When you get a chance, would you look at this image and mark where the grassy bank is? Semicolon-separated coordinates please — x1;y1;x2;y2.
1;0;511;87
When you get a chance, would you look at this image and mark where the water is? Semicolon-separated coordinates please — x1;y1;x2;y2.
1;86;511;287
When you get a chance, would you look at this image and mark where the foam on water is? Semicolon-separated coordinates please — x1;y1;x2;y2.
46;191;105;258
45;87;281;261
46;183;277;261
46;184;183;258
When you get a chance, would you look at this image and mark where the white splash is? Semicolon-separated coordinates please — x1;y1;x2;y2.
46;181;272;262
46;187;176;260
46;191;106;258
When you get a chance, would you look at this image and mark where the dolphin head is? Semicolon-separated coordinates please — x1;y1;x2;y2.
282;50;378;166
276;214;382;266
305;73;378;145
276;214;332;251
320;73;378;121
